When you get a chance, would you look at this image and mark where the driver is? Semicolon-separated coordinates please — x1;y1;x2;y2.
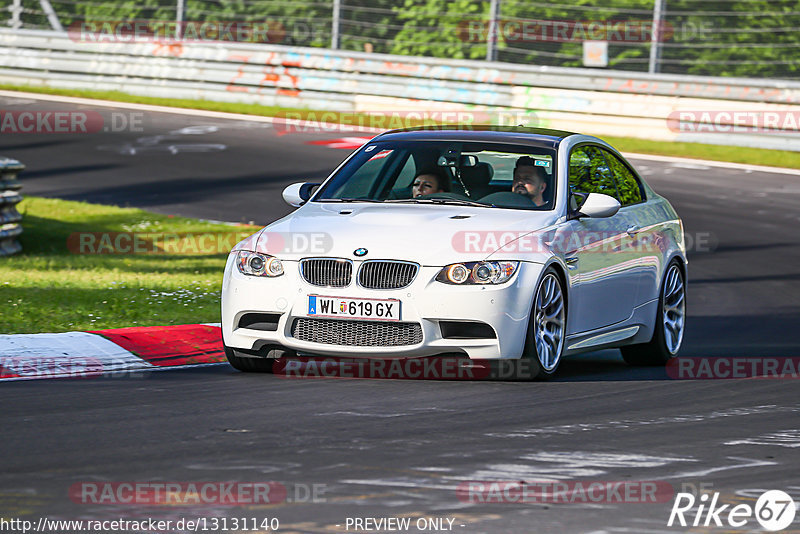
512;156;549;207
412;169;450;198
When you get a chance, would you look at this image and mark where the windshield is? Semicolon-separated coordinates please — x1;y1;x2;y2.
313;140;557;210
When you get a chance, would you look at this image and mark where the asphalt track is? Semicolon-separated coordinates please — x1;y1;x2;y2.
1;94;799;533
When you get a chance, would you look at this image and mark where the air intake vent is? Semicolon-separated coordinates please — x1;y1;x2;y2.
237;313;281;332
439;321;496;339
292;318;423;346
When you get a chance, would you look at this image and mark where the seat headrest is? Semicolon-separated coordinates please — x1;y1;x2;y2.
460;162;493;187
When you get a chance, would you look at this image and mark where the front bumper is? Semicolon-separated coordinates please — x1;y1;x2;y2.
221;254;545;359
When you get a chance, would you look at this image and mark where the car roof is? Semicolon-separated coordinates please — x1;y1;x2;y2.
373;125;576;149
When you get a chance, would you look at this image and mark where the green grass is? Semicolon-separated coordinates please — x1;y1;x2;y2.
0;83;308;118
605;135;800;170
0;197;259;334
2;83;798;169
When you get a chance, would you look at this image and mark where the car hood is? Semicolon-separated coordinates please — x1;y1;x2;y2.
248;202;559;265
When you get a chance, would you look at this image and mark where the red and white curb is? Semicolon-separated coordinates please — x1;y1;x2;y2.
0;324;227;381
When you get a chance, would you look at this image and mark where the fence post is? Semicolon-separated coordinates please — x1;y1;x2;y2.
331;0;340;49
648;0;666;74
176;0;186;39
38;0;64;32
486;0;499;61
10;0;22;29
0;157;25;257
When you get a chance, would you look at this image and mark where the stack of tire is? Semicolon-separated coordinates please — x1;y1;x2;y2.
0;157;25;256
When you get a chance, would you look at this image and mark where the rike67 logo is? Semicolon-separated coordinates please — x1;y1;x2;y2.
668;490;796;531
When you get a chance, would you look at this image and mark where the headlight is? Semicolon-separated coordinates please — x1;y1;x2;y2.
445;264;470;284
437;261;518;285
236;251;284;277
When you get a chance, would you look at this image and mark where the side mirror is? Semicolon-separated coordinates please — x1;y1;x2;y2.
574;193;620;219
282;182;319;207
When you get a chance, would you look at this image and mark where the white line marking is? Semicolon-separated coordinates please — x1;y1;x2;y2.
669;162;711;170
0;90;283;124
622;151;800;176
725;429;800;448
487;405;799;438
660;456;776;479
340;478;458;492
458;452;695;481
0;89;383;132
2;89;795;175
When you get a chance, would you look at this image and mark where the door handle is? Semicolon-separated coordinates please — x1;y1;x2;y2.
626;225;641;237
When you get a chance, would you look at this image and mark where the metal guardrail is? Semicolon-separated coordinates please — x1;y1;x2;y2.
3;29;799;103
0;28;798;151
0;157;24;257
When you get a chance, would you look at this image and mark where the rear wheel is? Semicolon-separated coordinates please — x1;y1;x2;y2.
621;260;686;366
521;268;567;380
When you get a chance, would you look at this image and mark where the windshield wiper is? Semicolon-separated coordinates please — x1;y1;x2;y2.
319;198;494;207
387;198;494;208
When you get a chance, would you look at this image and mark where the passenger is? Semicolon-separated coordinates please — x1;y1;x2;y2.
512;156;549;207
412;169;450;198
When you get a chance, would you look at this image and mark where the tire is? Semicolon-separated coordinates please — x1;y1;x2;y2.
520;267;567;380
224;345;283;373
621;260;686;366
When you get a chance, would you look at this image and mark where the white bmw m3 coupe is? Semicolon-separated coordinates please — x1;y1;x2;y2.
221;126;687;379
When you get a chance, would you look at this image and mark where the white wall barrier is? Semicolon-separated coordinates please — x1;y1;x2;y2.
1;29;798;151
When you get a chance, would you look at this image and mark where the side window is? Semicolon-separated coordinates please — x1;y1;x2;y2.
602;149;645;206
569;145;618;208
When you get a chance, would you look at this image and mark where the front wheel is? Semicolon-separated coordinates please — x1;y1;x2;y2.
621;260;686;366
521;268;567;380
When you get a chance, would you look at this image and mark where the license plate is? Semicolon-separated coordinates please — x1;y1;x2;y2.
307;295;401;321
